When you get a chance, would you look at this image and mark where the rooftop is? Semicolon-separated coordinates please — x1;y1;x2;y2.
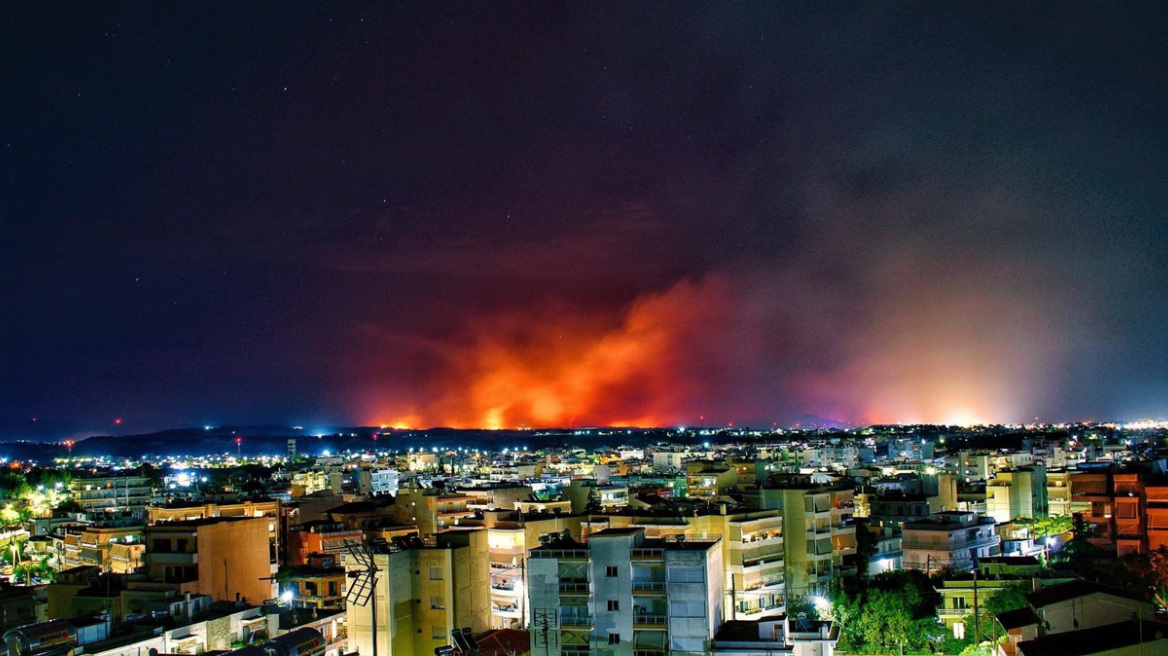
1016;619;1168;656
1027;579;1151;608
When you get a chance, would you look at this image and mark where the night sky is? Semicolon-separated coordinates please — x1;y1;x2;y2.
4;3;1168;434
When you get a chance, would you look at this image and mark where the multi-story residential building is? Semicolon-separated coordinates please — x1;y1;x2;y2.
902;511;999;573
147;499;282;564
51;523;144;573
287;520;365;565
726;457;770;492
686;463;737;502
1070;468;1149;555
142;517;276;604
565;481;630;513
393;486;477;535
69;474;159;518
934;556;1073;638
748;478;856;601
527;528;723;656
651;450;686;473
1146;483;1168;552
581;506;786;621
470;509;583;630
370;469;400;496
866;525;903;576
865;494;936;528
344;531;490;656
284;554;347;610
985;466;1048;523
1046;469;1072;517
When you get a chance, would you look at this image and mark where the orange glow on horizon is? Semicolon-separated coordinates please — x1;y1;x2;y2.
366;270;1065;430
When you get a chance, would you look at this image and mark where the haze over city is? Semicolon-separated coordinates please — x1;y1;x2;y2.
5;4;1168;433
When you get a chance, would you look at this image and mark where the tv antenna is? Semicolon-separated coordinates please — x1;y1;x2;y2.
345;539;380;656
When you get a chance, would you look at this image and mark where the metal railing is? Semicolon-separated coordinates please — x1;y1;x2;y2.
632;581;667;592
559;581;590;593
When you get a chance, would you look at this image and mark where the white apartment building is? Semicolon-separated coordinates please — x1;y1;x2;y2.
902;511;1000;573
528;528;724;656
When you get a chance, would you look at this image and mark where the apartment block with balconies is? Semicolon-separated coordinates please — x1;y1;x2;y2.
902;511;999;573
527;527;723;656
69;474;160;519
747;477;856;601
143;516;276;604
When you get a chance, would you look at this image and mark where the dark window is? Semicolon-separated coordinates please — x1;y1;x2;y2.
606;566;618;577
607;600;619;611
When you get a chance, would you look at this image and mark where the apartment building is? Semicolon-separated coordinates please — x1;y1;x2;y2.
588;506;786;621
527;528;724;656
344;531;490;656
147;499;281;564
685;461;736;502
1070;468;1150;555
471;509;583;630
51;523;144;573
985;466;1048;523
748;478;856;601
934;557;1073;637
393;486;477;535
370;469;400;496
142;517;276;604
69;474;159;518
287;520;364;565
1046;469;1072;517
1147;483;1168;552
902;511;999;573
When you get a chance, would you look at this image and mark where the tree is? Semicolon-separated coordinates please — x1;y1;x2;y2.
821;571;942;654
853;519;879;579
0;472;31;500
583;487;602;514
0;504;20;526
138;463;165;491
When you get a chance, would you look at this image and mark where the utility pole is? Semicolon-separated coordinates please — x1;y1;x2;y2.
972;567;980;646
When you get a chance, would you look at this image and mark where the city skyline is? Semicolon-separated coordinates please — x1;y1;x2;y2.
5;4;1168;432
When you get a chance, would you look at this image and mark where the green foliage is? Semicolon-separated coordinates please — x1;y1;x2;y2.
138;463;165;490
0;472;31;499
982;580;1031;616
853;520;879;579
822;571;943;654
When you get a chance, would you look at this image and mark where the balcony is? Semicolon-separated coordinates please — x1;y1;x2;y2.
491;604;522;617
937;606;971;620
633;614;668;628
742;556;783;572
743;579;784;593
960;535;1001;551
148;552;198;565
559;581;590;594
560;615;594;628
632;581;667;593
741;535;783;549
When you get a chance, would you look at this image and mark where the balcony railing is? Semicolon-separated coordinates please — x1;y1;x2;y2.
559;581;590;593
633;614;668;627
632;581;667;592
560;615;594;628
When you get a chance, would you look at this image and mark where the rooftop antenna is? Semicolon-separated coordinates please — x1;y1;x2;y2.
344;539;380;656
